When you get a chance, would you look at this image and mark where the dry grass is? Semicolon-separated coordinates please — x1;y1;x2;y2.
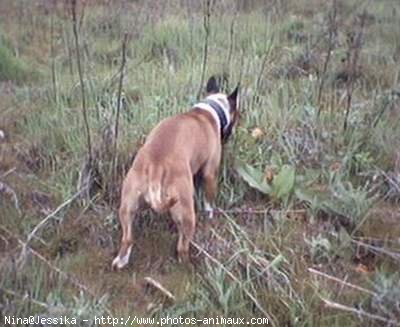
1;0;400;326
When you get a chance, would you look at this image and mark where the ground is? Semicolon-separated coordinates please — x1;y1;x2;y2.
1;0;400;326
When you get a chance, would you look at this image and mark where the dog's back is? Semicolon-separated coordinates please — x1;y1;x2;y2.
130;110;220;212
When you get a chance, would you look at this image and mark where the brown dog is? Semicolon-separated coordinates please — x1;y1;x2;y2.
112;77;239;269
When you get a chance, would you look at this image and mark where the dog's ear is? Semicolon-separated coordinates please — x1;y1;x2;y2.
227;85;240;111
223;85;240;143
206;76;220;94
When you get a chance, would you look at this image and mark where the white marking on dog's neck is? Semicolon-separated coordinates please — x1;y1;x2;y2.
194;93;230;133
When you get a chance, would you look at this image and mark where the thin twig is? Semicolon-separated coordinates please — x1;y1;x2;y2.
0;181;21;214
0;287;48;308
111;32;128;182
343;9;367;131
1;167;17;178
317;0;337;113
78;0;87;30
353;235;400;245
352;239;400;261
308;267;377;296
50;0;57;103
63;22;74;76
71;0;92;164
255;36;274;97
0;225;95;298
191;240;275;326
197;0;212;100
143;277;176;302
372;93;392;128
137;205;303;218
225;9;238;80
320;296;399;325
200;207;305;217
21;188;85;258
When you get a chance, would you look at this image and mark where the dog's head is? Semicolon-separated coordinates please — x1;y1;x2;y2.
205;76;240;142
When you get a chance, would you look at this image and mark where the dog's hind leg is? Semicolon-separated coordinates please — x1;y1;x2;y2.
170;195;196;264
112;177;141;270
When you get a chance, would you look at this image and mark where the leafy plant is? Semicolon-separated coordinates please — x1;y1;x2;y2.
272;164;296;203
236;162;271;194
236;162;296;205
369;271;400;322
305;234;333;264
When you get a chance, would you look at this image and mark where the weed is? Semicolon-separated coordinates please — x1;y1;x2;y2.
1;0;400;325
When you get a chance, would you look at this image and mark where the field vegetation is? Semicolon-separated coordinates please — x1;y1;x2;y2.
1;0;400;326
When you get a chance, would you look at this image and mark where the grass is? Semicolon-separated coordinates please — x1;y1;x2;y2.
0;42;38;85
1;0;400;326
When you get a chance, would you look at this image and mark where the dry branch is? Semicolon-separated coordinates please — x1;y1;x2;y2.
111;32;129;182
197;0;213;99
255;36;274;97
351;239;400;261
143;277;176;302
317;0;337;114
0;225;95;298
343;10;367;131
225;9;238;80
308;267;376;296
320;296;399;325
50;0;57;103
0;287;48;309
0;167;16;178
71;0;92;164
191;240;275;326
0;181;21;214
21;188;84;258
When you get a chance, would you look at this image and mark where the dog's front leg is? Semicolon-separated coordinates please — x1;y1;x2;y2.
202;153;221;219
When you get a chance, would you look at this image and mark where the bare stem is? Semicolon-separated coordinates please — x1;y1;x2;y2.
343;10;367;131
255;37;274;97
317;0;337;114
22;188;85;255
112;32;129;181
191;240;275;326
71;0;92;164
225;9;238;81
197;0;212;99
320;296;398;325
1;224;96;298
308;267;377;296
50;0;57;103
0;287;48;308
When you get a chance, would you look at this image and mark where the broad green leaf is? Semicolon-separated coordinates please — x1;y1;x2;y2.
236;163;271;194
339;226;352;247
272;165;295;199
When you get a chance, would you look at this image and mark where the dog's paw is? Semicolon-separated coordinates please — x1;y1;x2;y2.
111;246;132;270
112;256;127;270
207;209;214;219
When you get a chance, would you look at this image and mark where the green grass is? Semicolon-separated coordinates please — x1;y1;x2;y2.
0;43;35;84
1;0;400;326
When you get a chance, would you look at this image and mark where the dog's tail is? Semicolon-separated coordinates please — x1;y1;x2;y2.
147;165;177;213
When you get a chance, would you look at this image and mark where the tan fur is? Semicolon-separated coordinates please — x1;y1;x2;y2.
112;83;238;269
